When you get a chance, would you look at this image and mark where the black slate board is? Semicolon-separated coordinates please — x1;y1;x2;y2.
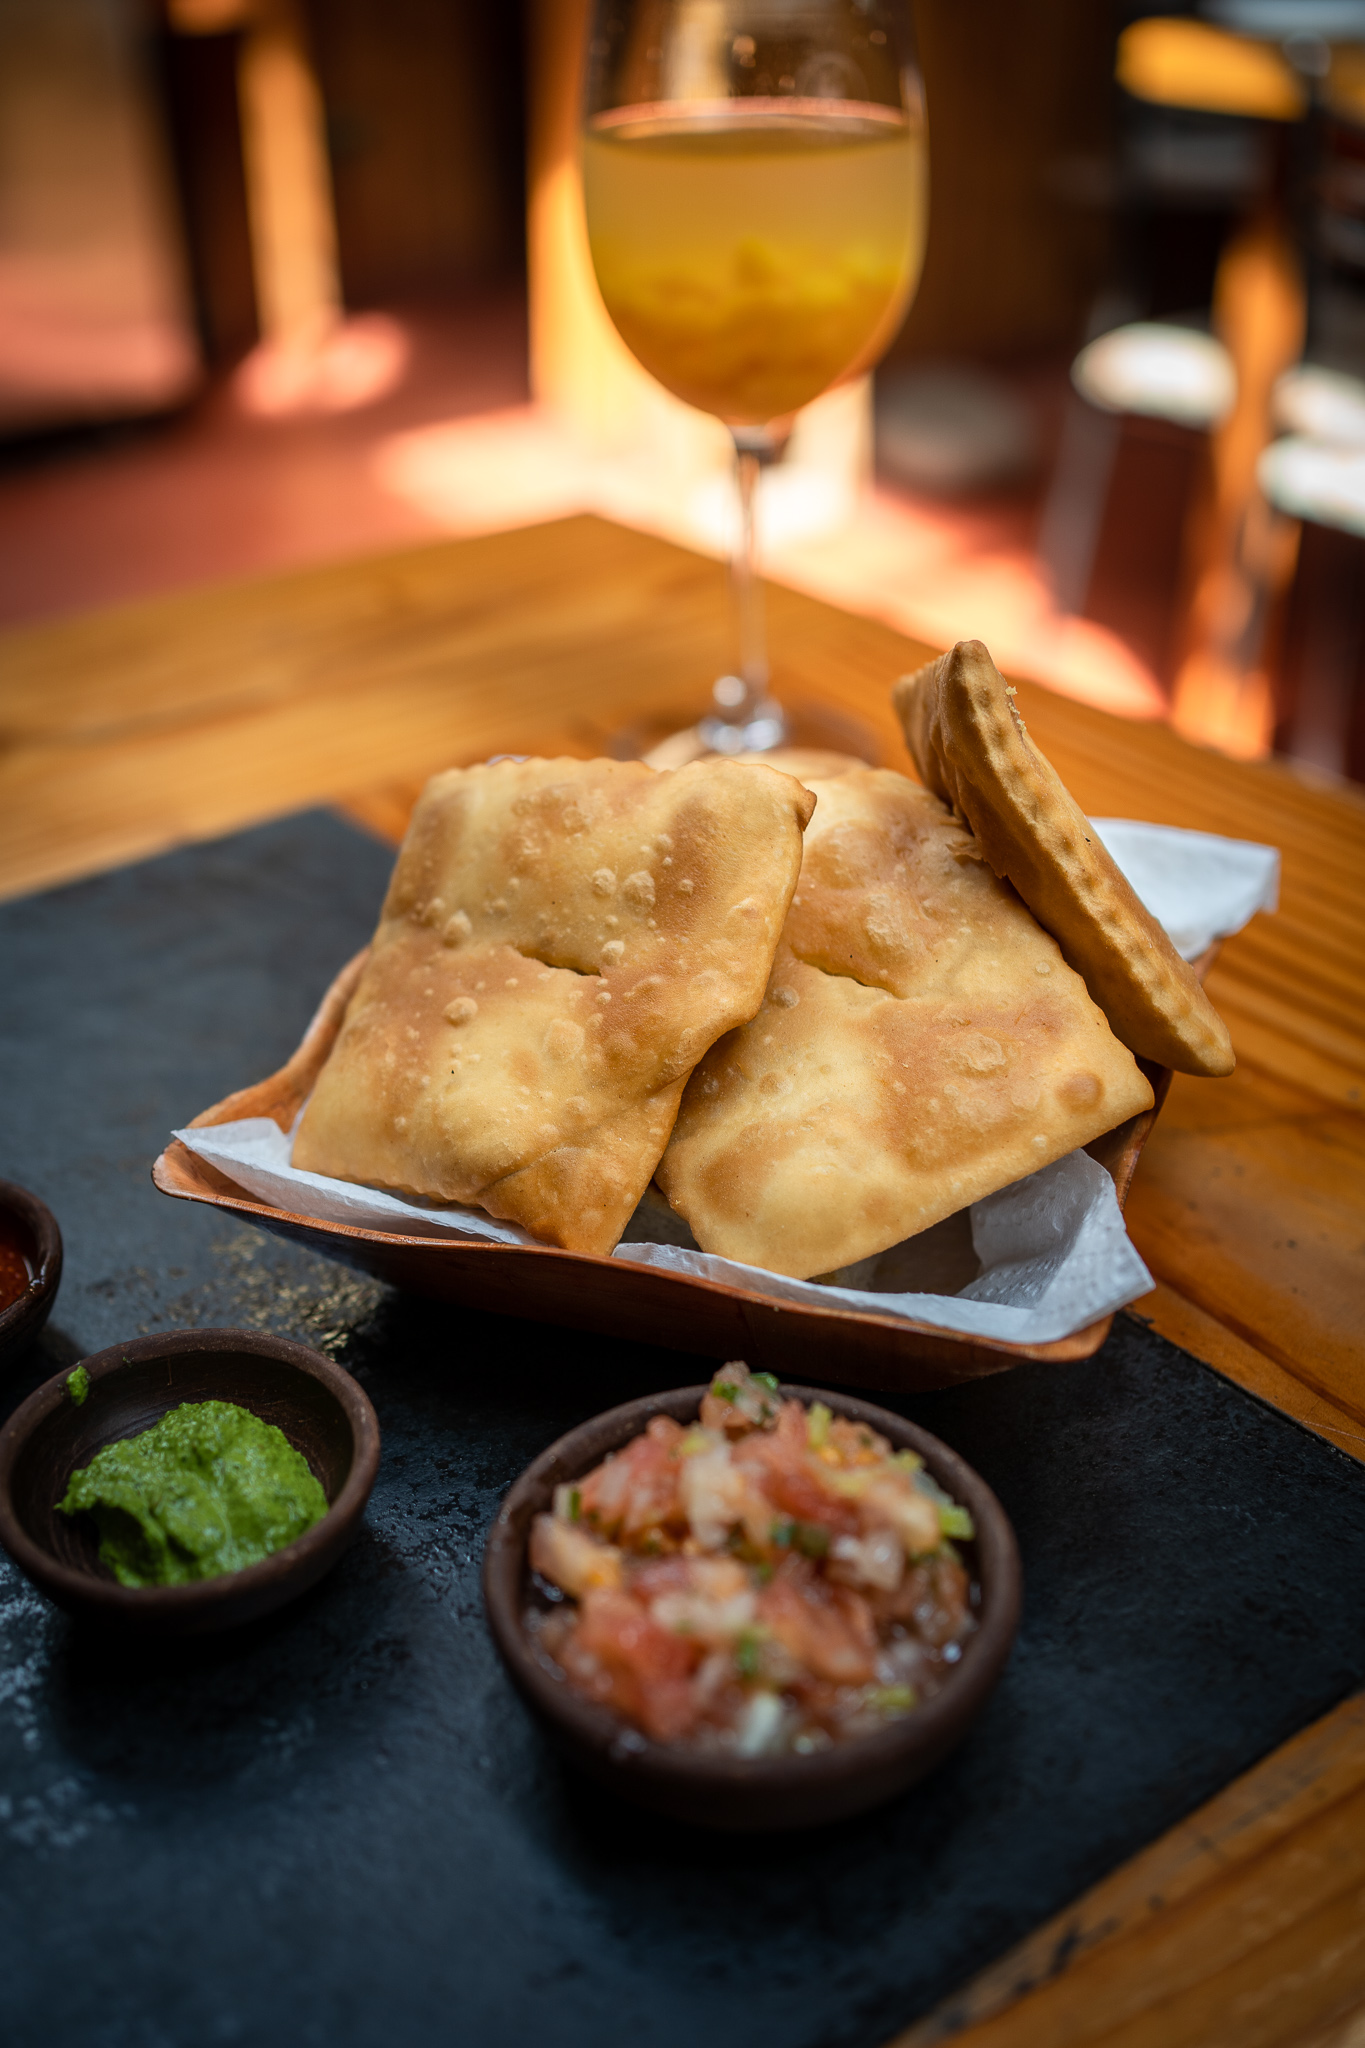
2;814;1363;2048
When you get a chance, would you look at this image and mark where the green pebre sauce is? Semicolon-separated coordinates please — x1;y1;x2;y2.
58;1400;328;1588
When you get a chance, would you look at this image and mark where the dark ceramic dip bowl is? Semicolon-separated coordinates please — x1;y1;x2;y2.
0;1179;62;1370
0;1328;379;1635
483;1384;1021;1832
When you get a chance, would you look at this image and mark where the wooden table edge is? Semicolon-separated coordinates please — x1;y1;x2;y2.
885;1690;1365;2048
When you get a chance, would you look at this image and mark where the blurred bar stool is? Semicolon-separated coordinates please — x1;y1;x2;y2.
1046;8;1330;756
168;0;340;349
167;0;406;414
1037;11;1302;715
1166;205;1304;757
1261;364;1365;778
1036;320;1236;693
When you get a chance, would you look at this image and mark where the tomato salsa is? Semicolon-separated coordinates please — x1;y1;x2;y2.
525;1365;977;1756
0;1217;32;1313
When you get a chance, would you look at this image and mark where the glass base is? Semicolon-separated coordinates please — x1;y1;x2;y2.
698;698;789;756
639;685;787;770
631;693;878;773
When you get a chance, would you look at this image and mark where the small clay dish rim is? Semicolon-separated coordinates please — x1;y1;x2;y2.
0;1179;63;1369
0;1328;380;1635
483;1384;1021;1832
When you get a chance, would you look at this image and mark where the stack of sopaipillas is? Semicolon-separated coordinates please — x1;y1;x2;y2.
295;641;1232;1281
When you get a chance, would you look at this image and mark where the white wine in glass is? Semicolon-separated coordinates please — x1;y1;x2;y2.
582;1;927;754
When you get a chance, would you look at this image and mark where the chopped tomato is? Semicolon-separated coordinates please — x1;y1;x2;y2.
827;1416;893;1466
757;1557;878;1687
528;1513;622;1598
573;1587;702;1742
526;1366;977;1754
733;1400;860;1535
578;1415;685;1542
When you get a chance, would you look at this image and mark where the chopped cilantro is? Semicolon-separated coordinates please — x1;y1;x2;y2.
713;1380;738;1404
937;1502;975;1540
751;1372;779;1392
735;1630;762;1681
772;1517;830;1559
66;1365;90;1407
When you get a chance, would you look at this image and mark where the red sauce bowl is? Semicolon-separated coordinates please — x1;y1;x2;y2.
483;1384;1022;1832
0;1180;62;1370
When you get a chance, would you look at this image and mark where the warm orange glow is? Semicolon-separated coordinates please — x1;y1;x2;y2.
774;494;1168;721
1328;45;1365;124
1117;19;1304;121
372;403;1167;724
235;313;409;418
528;0;652;449
166;0;251;30
236;0;340;346
0;271;198;424
1172;216;1305;759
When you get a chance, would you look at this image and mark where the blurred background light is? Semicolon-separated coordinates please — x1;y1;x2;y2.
1274;362;1365;442
1073;322;1238;426
1117;18;1304;119
0;0;201;435
236;312;409;417
0;0;1362;781
1259;435;1365;532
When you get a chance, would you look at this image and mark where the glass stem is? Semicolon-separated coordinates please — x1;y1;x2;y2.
729;433;768;718
697;426;788;756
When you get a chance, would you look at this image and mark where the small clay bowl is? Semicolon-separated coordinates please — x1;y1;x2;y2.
0;1328;380;1635
483;1384;1021;1832
0;1179;62;1370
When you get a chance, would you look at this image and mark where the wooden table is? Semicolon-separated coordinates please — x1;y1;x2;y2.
2;513;1363;2047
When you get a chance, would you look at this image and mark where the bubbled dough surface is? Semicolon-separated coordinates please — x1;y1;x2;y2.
293;755;814;1256
893;640;1234;1078
656;768;1155;1280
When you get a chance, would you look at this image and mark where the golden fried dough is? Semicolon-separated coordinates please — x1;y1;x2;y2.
893;640;1234;1077
751;747;867;782
294;755;814;1254
656;767;1154;1280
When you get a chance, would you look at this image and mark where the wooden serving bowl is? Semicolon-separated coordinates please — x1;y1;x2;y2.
0;1179;63;1370
151;947;1198;1394
482;1384;1021;1832
0;1328;380;1635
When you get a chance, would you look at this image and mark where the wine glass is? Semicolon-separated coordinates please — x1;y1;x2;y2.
582;0;927;758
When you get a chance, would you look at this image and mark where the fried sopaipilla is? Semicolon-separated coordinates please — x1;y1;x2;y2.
656;767;1154;1279
294;755;814;1254
894;640;1234;1078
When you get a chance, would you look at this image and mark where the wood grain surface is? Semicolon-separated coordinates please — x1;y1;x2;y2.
1;511;1362;2046
892;1693;1365;2048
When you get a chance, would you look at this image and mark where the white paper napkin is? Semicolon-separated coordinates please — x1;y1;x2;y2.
1090;819;1278;961
172;819;1278;1344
